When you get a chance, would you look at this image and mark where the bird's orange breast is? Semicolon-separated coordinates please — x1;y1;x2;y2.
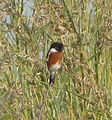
47;52;64;71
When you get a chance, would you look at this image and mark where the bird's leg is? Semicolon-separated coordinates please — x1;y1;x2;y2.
49;72;55;85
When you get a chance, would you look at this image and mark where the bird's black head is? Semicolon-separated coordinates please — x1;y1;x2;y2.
50;42;64;52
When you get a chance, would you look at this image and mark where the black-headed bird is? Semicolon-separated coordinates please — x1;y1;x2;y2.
47;42;64;85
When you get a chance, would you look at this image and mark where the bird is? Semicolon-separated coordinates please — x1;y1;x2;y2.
47;42;64;85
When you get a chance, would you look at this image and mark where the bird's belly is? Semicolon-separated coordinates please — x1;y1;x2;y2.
50;64;61;71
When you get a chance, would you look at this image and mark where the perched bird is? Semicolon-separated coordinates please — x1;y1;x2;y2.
47;42;64;85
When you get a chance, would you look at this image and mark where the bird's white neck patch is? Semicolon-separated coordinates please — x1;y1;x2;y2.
50;48;57;53
46;48;57;62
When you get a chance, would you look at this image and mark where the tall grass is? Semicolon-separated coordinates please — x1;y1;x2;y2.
0;0;112;120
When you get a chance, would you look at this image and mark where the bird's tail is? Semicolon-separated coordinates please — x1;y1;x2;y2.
49;72;55;85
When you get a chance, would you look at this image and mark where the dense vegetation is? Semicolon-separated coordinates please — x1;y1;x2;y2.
0;0;112;119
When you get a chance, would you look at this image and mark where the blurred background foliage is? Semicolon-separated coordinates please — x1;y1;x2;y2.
0;0;112;120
